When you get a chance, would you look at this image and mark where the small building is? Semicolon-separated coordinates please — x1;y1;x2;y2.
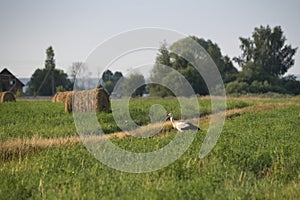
0;68;25;94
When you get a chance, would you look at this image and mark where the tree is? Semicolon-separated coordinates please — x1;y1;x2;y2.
122;73;146;97
45;46;55;70
102;70;113;82
111;71;123;85
45;46;56;94
69;62;84;84
225;81;249;94
234;25;297;77
27;68;71;96
149;41;173;97
27;46;71;96
100;70;124;94
172;36;238;83
281;75;300;94
230;25;300;95
162;70;194;96
150;37;238;97
103;80;115;94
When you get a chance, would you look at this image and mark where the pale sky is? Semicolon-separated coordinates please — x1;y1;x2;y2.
0;0;300;77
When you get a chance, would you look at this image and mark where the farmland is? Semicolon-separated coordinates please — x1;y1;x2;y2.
0;96;300;199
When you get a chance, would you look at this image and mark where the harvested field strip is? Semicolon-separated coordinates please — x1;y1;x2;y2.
111;102;298;139
1;102;298;162
0;136;81;162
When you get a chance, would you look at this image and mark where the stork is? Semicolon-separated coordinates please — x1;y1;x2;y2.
165;113;200;132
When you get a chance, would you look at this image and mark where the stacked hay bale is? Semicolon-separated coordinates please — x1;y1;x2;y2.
52;91;71;102
0;92;16;103
64;88;110;113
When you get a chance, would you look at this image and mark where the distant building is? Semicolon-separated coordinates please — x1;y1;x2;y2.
0;68;25;94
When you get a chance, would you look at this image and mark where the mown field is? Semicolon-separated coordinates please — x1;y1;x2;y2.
0;96;300;199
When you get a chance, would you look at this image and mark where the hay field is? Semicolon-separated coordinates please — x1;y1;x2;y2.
0;96;300;199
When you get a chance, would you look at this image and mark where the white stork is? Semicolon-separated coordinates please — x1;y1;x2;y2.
165;113;200;132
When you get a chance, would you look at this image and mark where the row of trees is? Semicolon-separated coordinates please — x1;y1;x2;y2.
100;70;146;97
150;25;299;96
27;25;299;96
26;46;147;96
149;37;238;96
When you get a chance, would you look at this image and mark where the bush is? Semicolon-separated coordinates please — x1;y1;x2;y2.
226;81;249;94
15;90;22;97
281;76;300;94
249;80;271;93
56;85;66;92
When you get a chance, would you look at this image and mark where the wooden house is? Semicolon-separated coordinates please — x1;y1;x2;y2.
0;68;25;94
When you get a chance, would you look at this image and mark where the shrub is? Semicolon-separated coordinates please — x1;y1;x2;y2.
226;81;249;94
249;80;271;93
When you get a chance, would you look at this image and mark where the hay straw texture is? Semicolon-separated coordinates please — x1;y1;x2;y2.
64;91;73;112
64;88;110;113
0;92;16;103
52;91;72;102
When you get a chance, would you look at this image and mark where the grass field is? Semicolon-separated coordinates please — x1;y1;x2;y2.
0;96;300;199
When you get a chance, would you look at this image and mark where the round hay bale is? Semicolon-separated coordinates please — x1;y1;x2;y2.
95;88;110;112
67;89;110;113
52;93;58;102
64;92;73;112
52;91;71;103
57;92;66;102
0;92;16;103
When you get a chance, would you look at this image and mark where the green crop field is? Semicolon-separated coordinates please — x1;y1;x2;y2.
0;96;300;199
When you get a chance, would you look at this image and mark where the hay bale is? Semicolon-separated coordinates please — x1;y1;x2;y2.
52;91;71;103
95;88;110;112
52;93;58;102
0;92;16;103
65;92;73;112
57;92;68;102
65;88;110;113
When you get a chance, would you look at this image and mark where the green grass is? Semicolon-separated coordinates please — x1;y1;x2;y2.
0;97;299;199
0;103;300;199
0;101;76;141
0;98;254;141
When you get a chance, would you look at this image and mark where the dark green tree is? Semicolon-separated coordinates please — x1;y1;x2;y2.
234;25;297;77
112;71;123;85
281;75;300;94
45;46;55;70
231;25;299;95
27;46;71;96
102;70;113;82
45;46;56;94
150;37;238;96
27;68;71;96
101;70;124;94
103;80;114;94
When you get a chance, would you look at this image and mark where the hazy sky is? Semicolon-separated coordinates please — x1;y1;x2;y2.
0;0;300;77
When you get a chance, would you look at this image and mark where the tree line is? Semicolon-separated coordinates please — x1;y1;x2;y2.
150;25;299;96
27;25;299;96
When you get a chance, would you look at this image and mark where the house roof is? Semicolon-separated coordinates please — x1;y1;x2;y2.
0;68;25;86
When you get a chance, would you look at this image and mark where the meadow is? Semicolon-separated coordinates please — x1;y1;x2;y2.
0;96;300;199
